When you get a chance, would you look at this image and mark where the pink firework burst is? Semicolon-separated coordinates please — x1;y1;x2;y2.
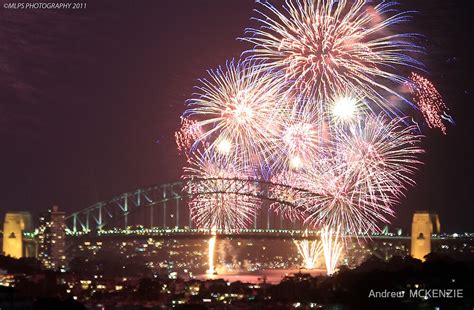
409;72;452;134
243;0;423;116
175;117;202;155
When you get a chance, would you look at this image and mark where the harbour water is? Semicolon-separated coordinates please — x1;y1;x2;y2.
196;268;326;284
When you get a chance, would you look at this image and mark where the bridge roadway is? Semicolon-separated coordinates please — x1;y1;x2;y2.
66;227;413;241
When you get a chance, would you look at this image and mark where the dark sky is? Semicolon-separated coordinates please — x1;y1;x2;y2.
0;0;472;233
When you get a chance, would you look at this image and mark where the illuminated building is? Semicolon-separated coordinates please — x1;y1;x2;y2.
38;206;66;270
411;212;440;261
2;212;33;258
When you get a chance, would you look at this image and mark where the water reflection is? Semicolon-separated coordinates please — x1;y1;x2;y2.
196;268;325;284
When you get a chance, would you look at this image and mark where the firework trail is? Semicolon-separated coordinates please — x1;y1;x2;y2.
321;225;343;275
294;230;323;269
243;0;423;116
409;72;453;134
207;228;217;275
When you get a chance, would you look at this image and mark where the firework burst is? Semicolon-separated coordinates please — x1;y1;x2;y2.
243;0;423;115
184;151;261;231
185;60;283;169
300;114;423;234
175;117;202;155
177;0;450;248
302;156;392;233
334;114;424;200
270;98;324;171
329;90;366;125
409;72;453;134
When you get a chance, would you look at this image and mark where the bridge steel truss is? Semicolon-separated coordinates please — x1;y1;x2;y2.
66;178;316;234
67;182;183;233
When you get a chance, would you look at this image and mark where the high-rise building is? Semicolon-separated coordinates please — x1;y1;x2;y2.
2;212;33;258
410;211;440;261
37;206;66;270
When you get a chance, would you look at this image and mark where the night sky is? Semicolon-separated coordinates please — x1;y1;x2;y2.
0;0;472;232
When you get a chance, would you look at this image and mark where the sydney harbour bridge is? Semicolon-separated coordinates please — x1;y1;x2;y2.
64;178;409;242
65;178;316;238
64;179;415;271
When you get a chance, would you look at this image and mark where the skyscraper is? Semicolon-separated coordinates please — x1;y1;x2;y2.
2;212;33;258
411;211;440;261
37;206;66;270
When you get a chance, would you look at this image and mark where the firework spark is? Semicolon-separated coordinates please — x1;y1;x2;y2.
332;96;358;122
185;60;283;168
301;114;423;234
175;117;202;155
321;225;343;275
184;151;261;231
177;0;447;247
270;99;324;172
269;170;311;221
243;0;423;115
302;156;390;233
294;230;323;269
409;72;453;134
330;91;365;124
334;114;424;200
207;228;217;275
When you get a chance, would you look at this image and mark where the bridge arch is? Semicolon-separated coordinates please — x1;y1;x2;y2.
66;179;314;234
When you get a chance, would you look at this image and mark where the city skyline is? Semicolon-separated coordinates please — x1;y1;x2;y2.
1;206;473;308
